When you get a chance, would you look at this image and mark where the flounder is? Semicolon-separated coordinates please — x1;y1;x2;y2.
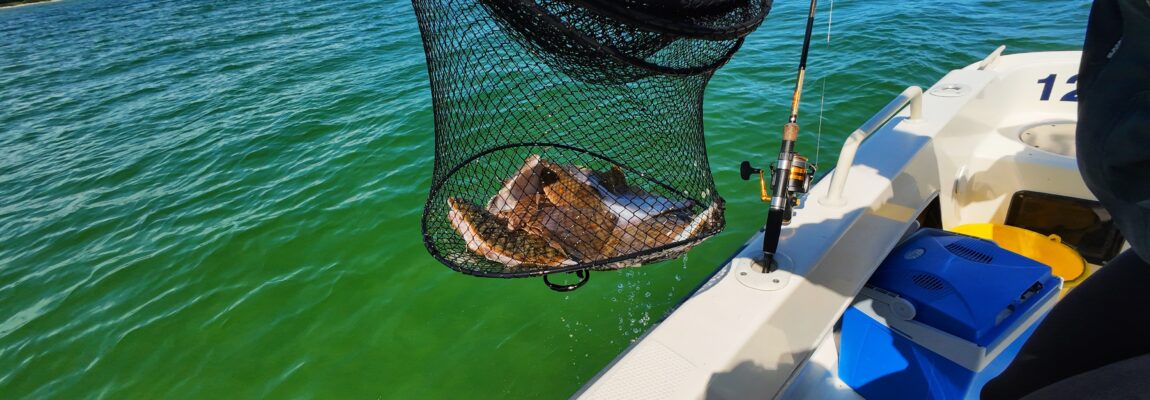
447;197;575;268
603;200;721;258
449;155;719;269
555;163;696;224
534;160;619;261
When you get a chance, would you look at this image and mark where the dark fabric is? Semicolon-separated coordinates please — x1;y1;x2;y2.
982;2;1150;396
982;250;1150;399
1076;0;1150;262
1021;353;1150;400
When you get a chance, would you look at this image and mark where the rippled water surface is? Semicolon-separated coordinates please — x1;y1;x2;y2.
0;0;1088;398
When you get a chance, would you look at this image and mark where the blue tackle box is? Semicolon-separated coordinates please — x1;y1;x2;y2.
839;229;1062;399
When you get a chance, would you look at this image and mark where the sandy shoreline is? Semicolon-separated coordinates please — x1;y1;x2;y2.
0;0;61;10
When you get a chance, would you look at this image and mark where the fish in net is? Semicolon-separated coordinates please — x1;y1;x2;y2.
412;0;771;279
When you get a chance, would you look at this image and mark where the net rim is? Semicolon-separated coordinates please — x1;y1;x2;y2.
421;142;725;278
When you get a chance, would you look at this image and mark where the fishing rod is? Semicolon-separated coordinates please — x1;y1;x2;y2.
740;0;819;270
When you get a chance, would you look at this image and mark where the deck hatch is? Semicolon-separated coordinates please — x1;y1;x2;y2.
1006;191;1124;265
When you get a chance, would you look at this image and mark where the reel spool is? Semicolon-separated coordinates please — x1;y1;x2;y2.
740;154;815;224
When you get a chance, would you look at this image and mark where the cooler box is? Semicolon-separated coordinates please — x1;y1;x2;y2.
839;229;1061;400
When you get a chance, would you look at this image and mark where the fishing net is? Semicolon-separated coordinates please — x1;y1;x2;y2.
414;0;770;279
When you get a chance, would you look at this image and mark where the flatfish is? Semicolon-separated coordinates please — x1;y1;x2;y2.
534;160;619;261
449;155;718;269
447;197;576;268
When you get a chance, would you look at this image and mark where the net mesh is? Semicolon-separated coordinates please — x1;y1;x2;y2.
414;0;770;278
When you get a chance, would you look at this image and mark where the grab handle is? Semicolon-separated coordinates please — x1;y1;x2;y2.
820;86;923;206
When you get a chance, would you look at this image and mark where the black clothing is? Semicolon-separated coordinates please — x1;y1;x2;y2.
1076;0;1150;261
981;250;1150;399
983;0;1150;398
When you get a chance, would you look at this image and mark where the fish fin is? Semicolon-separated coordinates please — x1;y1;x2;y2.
486;154;544;213
675;202;719;242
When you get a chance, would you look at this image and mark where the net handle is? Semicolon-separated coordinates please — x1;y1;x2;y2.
544;270;590;292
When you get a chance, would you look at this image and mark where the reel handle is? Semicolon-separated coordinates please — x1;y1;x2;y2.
740;161;761;181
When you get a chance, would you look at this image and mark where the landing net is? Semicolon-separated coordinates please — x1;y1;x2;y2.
413;0;771;277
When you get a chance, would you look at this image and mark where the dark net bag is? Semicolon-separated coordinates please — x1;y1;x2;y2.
414;0;770;279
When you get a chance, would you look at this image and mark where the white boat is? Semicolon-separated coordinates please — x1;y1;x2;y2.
574;48;1119;399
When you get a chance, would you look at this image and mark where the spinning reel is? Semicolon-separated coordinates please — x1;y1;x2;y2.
740;151;815;225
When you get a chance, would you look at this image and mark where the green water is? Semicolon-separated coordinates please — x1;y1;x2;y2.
0;0;1088;398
